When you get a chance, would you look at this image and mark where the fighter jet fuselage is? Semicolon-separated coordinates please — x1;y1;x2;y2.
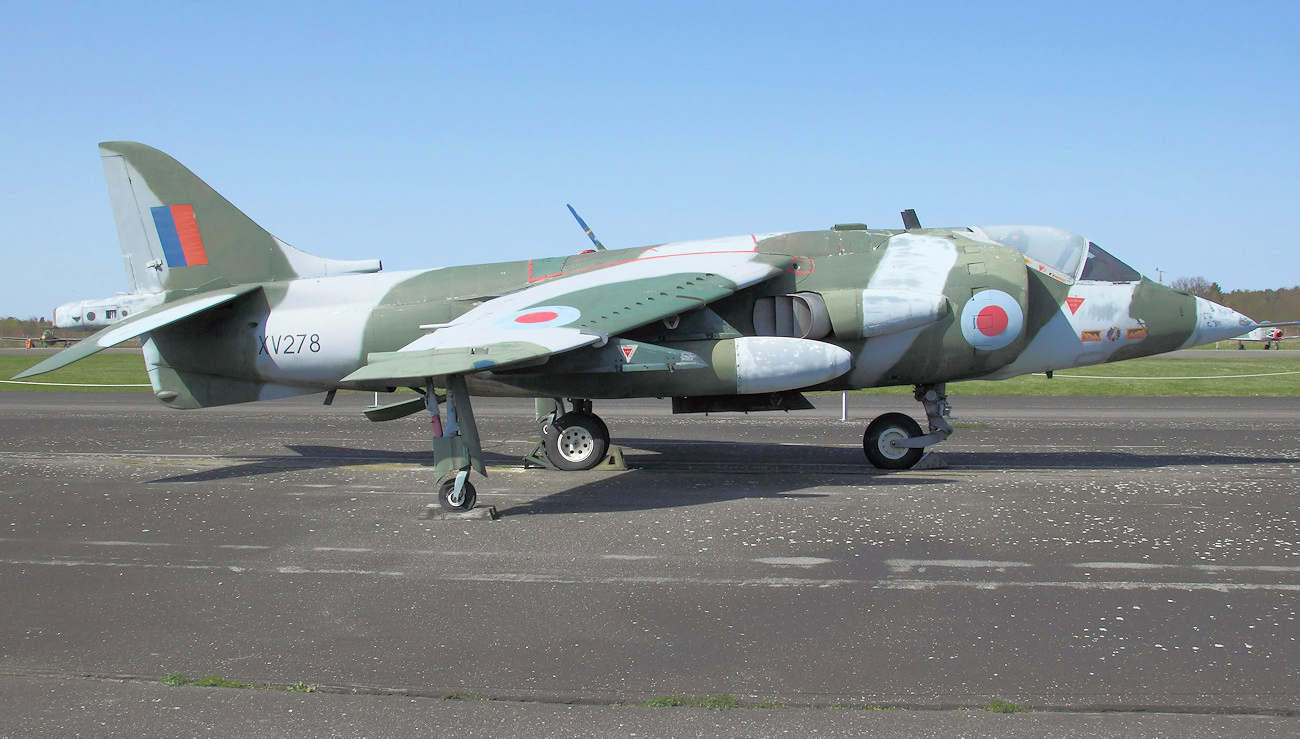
16;142;1256;509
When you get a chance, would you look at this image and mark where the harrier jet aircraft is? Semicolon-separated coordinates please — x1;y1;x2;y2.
16;142;1260;511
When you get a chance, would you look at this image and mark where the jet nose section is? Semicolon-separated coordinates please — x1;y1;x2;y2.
1181;296;1256;348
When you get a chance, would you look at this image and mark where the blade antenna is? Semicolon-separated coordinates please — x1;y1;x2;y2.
566;204;607;251
901;209;922;230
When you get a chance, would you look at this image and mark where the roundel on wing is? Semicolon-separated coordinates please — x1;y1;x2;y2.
493;305;582;331
959;289;1024;351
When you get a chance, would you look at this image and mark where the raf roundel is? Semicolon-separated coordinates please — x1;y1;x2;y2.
959;289;1024;351
494;305;582;331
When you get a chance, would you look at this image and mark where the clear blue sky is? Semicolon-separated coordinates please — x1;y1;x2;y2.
2;1;1296;319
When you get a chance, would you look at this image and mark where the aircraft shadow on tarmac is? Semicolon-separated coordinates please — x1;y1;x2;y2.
941;450;1297;470
143;445;503;485
611;437;1294;473
143;439;1294;505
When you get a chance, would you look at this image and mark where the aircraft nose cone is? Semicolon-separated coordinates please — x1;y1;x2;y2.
1181;296;1256;348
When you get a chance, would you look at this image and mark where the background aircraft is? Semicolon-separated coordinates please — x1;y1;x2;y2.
2;329;81;349
1232;326;1298;349
53;293;164;331
16;142;1260;511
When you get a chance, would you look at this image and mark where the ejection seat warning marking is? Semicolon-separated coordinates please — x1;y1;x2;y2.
1065;296;1085;314
620;345;638;362
258;334;321;355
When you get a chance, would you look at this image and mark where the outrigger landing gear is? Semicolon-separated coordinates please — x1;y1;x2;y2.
437;472;477;512
537;398;612;471
429;375;487;511
862;383;954;470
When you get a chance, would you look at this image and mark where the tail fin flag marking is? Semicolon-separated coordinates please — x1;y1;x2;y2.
150;205;209;267
99;141;381;293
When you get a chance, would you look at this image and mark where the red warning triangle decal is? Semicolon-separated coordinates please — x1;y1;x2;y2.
620;345;637;362
1065;296;1085;314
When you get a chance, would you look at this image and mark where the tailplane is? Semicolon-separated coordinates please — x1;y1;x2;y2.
99;141;381;295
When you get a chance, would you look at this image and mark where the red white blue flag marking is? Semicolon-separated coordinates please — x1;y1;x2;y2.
151;204;209;267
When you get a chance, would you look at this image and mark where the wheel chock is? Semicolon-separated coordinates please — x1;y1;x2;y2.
419;504;498;521
522;440;628;471
522;437;557;470
598;445;628;471
911;452;949;470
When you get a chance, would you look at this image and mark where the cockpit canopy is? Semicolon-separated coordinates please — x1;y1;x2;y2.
967;225;1141;283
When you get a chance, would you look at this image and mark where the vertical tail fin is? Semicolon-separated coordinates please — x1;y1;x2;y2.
99;142;381;295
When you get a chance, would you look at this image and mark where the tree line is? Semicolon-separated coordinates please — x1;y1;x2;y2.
1170;278;1300;323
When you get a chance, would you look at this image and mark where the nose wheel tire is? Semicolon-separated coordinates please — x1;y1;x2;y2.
863;412;925;470
438;478;477;511
544;413;610;471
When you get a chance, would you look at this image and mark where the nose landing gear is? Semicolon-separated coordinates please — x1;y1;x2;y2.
862;383;953;470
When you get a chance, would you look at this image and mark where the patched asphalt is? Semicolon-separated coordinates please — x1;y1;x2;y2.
1;391;1298;735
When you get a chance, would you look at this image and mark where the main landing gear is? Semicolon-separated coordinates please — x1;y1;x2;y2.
539;398;611;471
862;383;953;470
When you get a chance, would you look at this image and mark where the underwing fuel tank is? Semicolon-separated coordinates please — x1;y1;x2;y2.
722;336;853;394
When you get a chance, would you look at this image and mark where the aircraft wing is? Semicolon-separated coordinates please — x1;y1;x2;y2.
343;242;789;386
13;285;262;379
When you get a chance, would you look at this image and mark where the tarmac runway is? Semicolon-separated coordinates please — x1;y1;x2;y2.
1;391;1298;736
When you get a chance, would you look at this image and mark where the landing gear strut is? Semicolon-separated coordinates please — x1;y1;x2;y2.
429;376;486;511
539;398;611;471
863;383;953;470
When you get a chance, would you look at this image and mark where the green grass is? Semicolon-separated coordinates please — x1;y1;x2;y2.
987;698;1030;713
7;349;1300;397
638;693;739;709
192;675;254;689
839;355;1300;397
160;673;252;689
160;672;316;692
1;353;149;391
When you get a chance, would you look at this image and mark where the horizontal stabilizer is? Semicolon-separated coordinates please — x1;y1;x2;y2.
13;285;262;379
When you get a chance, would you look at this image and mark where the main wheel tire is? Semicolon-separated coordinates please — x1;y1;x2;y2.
544;413;610;471
438;478;477;511
863;412;925;470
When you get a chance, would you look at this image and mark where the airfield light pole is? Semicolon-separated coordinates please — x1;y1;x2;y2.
841;391;848;422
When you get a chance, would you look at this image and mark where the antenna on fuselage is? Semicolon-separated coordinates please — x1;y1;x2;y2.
566;204;607;252
901;209;922;230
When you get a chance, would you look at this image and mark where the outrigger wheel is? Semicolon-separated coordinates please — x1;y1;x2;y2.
544;412;611;471
863;412;925;470
437;477;477;511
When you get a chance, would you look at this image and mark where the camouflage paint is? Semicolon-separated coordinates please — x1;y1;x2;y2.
17;142;1258;413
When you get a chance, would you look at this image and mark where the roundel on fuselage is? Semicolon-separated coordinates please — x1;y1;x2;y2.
959;289;1024;351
